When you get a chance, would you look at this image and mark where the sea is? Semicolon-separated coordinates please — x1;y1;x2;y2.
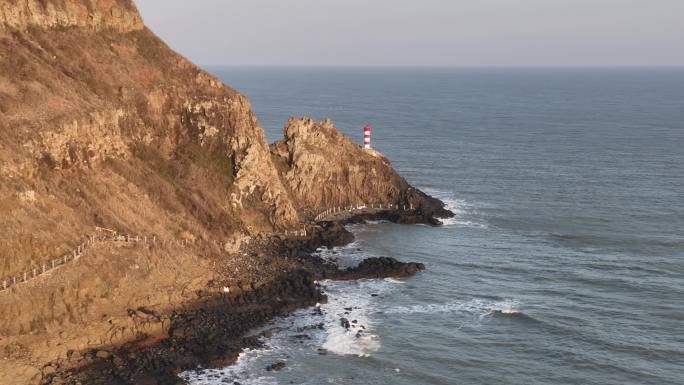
182;68;684;385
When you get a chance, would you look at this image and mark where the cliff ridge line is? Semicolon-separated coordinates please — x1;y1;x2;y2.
0;0;144;32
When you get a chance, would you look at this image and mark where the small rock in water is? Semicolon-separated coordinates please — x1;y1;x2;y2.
266;361;286;371
293;334;310;340
340;318;350;329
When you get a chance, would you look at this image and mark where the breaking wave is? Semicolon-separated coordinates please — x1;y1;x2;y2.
180;279;403;384
319;279;401;357
313;223;387;269
423;189;488;228
380;298;520;318
313;240;367;269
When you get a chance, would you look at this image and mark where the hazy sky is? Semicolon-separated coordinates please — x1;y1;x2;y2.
135;0;684;67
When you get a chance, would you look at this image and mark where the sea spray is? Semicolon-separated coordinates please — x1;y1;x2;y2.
424;189;488;228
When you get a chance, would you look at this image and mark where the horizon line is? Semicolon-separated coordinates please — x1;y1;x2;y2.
198;63;684;68
202;64;684;70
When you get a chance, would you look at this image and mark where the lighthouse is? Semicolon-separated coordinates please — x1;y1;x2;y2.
363;125;372;149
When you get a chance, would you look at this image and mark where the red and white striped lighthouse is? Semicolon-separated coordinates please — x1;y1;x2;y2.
363;125;372;149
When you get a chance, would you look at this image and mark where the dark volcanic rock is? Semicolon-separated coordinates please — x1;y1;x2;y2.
327;257;425;281
41;231;427;385
46;270;323;385
266;361;286;372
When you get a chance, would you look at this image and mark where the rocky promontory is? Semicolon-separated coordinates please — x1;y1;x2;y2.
271;117;453;224
0;1;453;384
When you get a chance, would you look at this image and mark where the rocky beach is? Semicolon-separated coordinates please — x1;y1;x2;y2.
37;226;433;385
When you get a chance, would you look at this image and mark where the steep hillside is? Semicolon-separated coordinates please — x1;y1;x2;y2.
0;0;299;281
0;1;452;383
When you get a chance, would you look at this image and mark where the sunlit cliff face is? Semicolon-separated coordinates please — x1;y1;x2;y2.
0;0;143;32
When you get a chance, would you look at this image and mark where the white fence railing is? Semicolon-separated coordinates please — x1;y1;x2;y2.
314;202;413;222
0;224;323;293
0;232;178;293
0;203;414;293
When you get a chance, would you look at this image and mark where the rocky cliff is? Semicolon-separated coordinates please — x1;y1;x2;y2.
271;117;452;223
0;0;143;32
0;0;300;280
0;0;452;383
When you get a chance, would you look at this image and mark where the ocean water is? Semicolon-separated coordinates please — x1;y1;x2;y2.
184;68;684;384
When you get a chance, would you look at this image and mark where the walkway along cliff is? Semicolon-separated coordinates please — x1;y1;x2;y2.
0;1;453;384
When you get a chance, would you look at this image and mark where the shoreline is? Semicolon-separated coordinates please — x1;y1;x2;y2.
40;211;440;385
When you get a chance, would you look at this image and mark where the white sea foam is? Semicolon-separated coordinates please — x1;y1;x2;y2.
320;279;400;357
498;308;521;315
441;198;487;228
314;240;367;269
380;298;520;319
180;346;279;385
180;278;403;384
383;277;406;284
423;188;488;229
313;223;383;269
364;219;390;225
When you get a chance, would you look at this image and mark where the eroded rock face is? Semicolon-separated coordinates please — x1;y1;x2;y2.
0;0;300;281
0;0;144;32
0;1;303;367
271;117;453;222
